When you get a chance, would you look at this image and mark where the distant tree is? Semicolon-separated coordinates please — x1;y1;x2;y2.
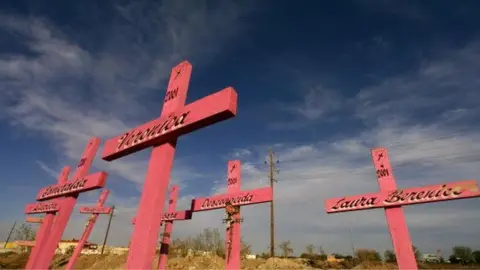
472;250;480;264
453;246;473;263
384;249;396;262
318;245;325;255
355;249;381;262
412;245;422;261
14;223;35;241
318;254;328;261
259;252;270;259
240;238;252;257
449;255;460;264
278;241;293;257
14;223;35;253
305;244;315;256
333;253;346;259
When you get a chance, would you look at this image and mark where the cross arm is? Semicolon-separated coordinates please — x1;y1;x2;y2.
25;216;44;223
25;201;61;214
16;240;36;247
191;187;273;212
131;210;192;225
35;171;108;201
102;87;238;161
325;180;480;213
79;206;113;214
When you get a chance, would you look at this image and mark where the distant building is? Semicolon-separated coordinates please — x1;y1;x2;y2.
55;238;98;254
422;254;440;263
245;254;257;260
327;255;345;263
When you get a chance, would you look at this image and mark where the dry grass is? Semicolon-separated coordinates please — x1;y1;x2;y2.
2;253;480;269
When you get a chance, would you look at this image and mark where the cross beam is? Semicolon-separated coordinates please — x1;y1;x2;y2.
324;147;480;270
25;217;44;223
131;210;193;225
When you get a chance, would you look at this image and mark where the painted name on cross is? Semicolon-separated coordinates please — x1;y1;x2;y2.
102;87;237;161
131;210;192;225
36;172;107;201
79;206;112;214
192;187;273;211
326;180;479;213
25;202;60;214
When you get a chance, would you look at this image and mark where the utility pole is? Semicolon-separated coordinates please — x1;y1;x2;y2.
100;205;115;255
265;149;278;258
348;226;356;256
3;221;16;248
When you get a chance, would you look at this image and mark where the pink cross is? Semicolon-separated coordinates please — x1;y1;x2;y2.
24;166;70;269
28;138;108;269
325;147;480;270
101;60;238;269
65;189;112;270
191;160;273;269
131;186;192;269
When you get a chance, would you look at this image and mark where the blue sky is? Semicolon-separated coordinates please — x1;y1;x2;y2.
1;0;480;256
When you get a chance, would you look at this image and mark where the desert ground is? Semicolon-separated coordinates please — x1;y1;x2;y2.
2;252;480;269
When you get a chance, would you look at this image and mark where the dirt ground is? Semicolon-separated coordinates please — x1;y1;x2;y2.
1;252;480;269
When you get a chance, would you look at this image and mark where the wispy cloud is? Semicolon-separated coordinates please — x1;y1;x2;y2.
0;1;254;184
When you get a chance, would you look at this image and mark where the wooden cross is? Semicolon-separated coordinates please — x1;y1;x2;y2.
65;189;112;270
24;166;70;269
131;185;192;269
30;138;108;269
101;60;238;269
191;160;273;269
324;147;480;270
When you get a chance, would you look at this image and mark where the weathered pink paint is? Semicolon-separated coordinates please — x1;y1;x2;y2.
25;216;44;223
25;166;70;270
129;186;192;269
191;161;273;269
158;186;182;269
226;160;241;269
101;60;238;269
25;201;61;214
324;147;480;270
33;138;107;269
36;171;107;201
325;180;480;213
191;187;273;211
131;210;192;225
79;206;113;214
65;189;111;270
